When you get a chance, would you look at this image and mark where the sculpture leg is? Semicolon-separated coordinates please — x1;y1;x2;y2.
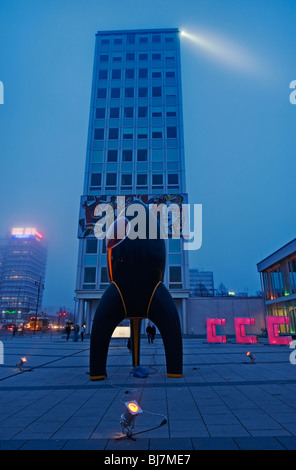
148;283;183;377
130;318;141;368
90;283;125;380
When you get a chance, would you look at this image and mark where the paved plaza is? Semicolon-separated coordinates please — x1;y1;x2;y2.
1;331;296;450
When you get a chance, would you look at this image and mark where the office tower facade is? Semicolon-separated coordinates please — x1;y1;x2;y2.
75;28;190;333
189;269;214;297
0;228;47;321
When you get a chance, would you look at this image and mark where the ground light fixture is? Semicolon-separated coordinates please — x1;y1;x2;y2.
16;357;27;370
246;351;256;363
118;399;167;440
119;400;143;438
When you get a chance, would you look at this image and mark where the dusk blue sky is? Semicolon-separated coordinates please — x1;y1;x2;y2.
0;0;295;311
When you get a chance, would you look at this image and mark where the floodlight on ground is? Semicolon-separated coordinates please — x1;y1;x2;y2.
119;400;143;438
17;357;27;370
246;351;256;363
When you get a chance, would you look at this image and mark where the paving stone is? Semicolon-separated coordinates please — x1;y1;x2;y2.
234;437;285;450
0;440;26;450
105;437;149;450
192;437;239;450
276;436;296;450
149;438;193;450
63;439;107;450
19;439;66;450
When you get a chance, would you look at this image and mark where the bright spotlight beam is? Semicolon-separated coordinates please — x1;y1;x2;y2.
180;29;262;76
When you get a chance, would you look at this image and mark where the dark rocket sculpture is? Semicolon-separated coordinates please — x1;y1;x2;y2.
89;199;183;380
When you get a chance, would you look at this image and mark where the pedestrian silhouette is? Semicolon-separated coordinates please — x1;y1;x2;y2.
65;324;71;341
146;323;152;344
151;324;156;343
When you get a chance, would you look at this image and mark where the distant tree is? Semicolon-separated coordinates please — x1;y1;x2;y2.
216;282;229;296
193;283;210;297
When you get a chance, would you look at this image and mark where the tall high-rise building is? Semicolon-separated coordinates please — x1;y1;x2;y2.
189;269;214;297
75;28;190;333
0;228;47;321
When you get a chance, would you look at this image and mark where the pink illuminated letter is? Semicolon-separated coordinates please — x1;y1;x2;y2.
234;318;258;344
207;318;227;343
266;316;292;345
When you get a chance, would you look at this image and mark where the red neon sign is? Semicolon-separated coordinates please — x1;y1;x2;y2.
207;318;227;343
266;316;292;345
234;318;258;344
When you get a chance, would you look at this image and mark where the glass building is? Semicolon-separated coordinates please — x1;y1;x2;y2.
189;269;214;297
257;238;296;334
0;228;47;322
75;28;190;333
